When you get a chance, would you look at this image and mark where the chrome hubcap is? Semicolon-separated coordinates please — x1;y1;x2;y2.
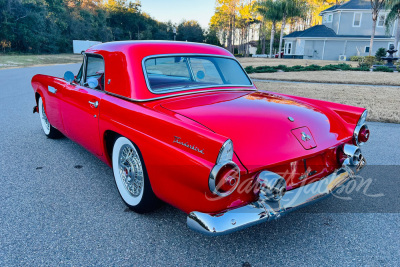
118;144;144;197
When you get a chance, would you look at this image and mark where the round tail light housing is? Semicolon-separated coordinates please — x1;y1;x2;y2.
209;162;240;197
358;125;370;143
353;110;369;145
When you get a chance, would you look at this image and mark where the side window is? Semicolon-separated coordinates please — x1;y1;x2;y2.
145;57;191;78
190;58;223;84
85;55;105;90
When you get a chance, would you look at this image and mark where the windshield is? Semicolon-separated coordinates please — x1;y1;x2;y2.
144;56;252;93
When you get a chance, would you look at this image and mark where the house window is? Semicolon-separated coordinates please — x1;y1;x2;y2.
323;15;327;22
285;42;292;55
353;13;362;27
378;14;386;27
328;14;333;22
365;46;370;53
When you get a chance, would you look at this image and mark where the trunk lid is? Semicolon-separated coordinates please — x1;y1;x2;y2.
160;91;350;172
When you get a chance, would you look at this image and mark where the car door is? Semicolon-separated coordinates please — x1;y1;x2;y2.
61;54;106;156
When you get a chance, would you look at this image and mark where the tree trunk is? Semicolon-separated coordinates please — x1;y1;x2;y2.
290;18;295;33
232;15;236;54
369;15;377;56
227;18;233;52
395;14;400;56
261;21;266;54
368;20;376;56
269;22;275;58
278;14;287;58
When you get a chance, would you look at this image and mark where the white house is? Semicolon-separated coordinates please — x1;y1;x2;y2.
283;0;398;60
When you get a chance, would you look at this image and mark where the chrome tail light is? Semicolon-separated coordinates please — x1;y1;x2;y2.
209;161;240;197
354;110;370;145
209;139;240;197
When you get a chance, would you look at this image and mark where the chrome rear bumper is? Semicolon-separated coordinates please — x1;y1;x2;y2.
187;158;366;236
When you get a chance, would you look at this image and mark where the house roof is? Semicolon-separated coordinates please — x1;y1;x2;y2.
320;0;372;14
284;25;337;38
284;25;391;39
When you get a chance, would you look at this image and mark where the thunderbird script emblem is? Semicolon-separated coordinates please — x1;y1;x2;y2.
301;131;311;142
173;136;204;154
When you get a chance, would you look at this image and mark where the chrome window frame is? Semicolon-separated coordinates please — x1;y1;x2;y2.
141;54;254;95
82;52;106;91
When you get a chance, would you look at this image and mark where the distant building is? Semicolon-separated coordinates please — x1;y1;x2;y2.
283;0;398;60
73;40;102;54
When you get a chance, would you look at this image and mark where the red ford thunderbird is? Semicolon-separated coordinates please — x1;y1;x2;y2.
32;41;369;235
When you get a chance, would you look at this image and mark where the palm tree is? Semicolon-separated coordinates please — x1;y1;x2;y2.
256;0;284;57
385;0;400;55
278;0;307;58
369;0;386;56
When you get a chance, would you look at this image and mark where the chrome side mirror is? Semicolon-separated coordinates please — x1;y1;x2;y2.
64;71;75;83
87;77;99;89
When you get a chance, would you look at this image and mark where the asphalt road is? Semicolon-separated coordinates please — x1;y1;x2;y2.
0;64;399;266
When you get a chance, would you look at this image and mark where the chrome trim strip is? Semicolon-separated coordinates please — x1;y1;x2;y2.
187;160;366;236
141;53;255;95
105;88;256;103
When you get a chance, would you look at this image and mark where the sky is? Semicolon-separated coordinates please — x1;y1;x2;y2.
140;0;216;29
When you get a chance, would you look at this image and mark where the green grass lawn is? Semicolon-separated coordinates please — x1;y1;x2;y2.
0;54;82;69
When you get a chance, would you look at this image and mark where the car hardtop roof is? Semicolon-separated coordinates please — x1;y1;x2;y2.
83;41;252;102
86;40;233;58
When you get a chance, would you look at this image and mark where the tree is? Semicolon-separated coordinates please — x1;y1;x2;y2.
236;1;258;56
305;0;336;26
205;27;222;46
176;20;204;42
257;0;283;57
211;0;240;53
278;0;307;58
369;0;386;56
385;0;400;55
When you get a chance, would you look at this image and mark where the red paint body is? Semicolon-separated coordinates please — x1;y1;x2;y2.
31;41;365;214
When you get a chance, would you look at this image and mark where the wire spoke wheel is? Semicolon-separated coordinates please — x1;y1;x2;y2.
112;136;161;213
118;144;144;197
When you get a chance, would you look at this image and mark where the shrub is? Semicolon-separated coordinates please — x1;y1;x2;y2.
254;66;278;73
322;64;340;71
375;47;387;61
350;56;363;61
285;65;305;72
358;56;375;68
304;64;322;71
373;66;394;72
244;66;255;73
242;63;370;74
350;66;370;71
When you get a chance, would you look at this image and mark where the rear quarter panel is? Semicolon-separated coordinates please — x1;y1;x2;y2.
98;94;255;214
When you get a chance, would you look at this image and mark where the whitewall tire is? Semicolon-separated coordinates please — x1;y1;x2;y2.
38;96;62;139
112;136;161;213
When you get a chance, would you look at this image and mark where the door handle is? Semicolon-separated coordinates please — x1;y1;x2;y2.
89;101;99;108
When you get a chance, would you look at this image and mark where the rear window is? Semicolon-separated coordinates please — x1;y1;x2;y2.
144;56;252;93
